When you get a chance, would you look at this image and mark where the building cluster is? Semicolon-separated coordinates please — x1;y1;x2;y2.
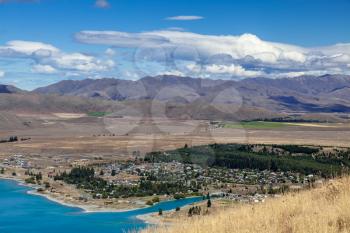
99;161;315;191
1;154;31;169
212;192;268;203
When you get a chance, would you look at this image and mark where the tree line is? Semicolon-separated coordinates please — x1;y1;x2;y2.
145;143;347;178
54;167;193;199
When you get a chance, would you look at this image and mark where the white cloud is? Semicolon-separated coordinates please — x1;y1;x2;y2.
0;70;4;77
271;71;329;78
184;63;264;78
157;70;186;77
105;48;116;56
166;27;186;32
165;15;204;21
0;40;116;76
76;31;169;47
95;0;109;8
205;64;264;77
75;31;307;64
1;30;350;84
185;63;201;73
0;40;58;56
123;71;139;80
75;30;350;78
41;52;115;72
31;64;57;74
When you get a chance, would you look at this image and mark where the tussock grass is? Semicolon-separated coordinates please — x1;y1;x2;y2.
142;177;350;233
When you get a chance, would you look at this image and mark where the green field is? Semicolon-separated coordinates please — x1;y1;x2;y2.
223;121;288;129
87;112;110;117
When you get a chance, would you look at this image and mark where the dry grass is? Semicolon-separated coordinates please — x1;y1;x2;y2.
142;177;350;233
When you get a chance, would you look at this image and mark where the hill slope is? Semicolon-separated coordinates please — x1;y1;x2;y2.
0;93;120;114
142;177;350;233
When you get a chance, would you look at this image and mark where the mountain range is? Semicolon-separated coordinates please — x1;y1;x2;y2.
2;74;350;121
34;74;350;112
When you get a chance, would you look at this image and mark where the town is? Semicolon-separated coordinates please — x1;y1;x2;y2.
1;143;338;208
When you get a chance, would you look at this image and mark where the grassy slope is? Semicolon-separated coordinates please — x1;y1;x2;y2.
142;177;350;233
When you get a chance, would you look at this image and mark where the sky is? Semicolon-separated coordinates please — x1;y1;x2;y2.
0;0;350;90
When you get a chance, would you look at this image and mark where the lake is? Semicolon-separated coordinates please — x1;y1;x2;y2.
0;179;202;233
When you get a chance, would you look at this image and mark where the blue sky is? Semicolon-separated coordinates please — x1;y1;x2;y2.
0;0;350;90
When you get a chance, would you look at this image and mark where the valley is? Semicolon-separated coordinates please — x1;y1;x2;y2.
1;110;350;212
1;75;350;232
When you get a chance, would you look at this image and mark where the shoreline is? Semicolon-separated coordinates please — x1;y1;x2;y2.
136;213;163;225
0;176;147;213
0;176;202;217
27;190;146;213
136;197;206;226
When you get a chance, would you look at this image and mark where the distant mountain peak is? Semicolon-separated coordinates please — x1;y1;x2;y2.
0;84;24;94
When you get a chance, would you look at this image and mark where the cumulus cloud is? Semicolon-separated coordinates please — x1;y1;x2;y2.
0;40;58;57
95;0;110;8
0;40;116;76
204;64;264;77
183;62;265;78
31;64;57;74
157;70;186;77
75;30;350;78
165;15;204;21
75;30;307;64
38;52;115;72
105;48;116;56
2;30;350;84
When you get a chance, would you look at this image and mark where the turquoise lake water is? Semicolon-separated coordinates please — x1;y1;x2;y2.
0;179;202;233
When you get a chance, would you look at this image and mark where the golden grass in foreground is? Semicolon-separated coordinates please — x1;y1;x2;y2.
142;177;350;233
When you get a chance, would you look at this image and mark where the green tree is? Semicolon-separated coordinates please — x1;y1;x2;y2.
44;182;51;189
207;199;212;208
188;207;193;217
25;177;36;184
174;193;185;200
206;193;210;200
35;172;42;181
111;170;116;176
146;200;153;206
